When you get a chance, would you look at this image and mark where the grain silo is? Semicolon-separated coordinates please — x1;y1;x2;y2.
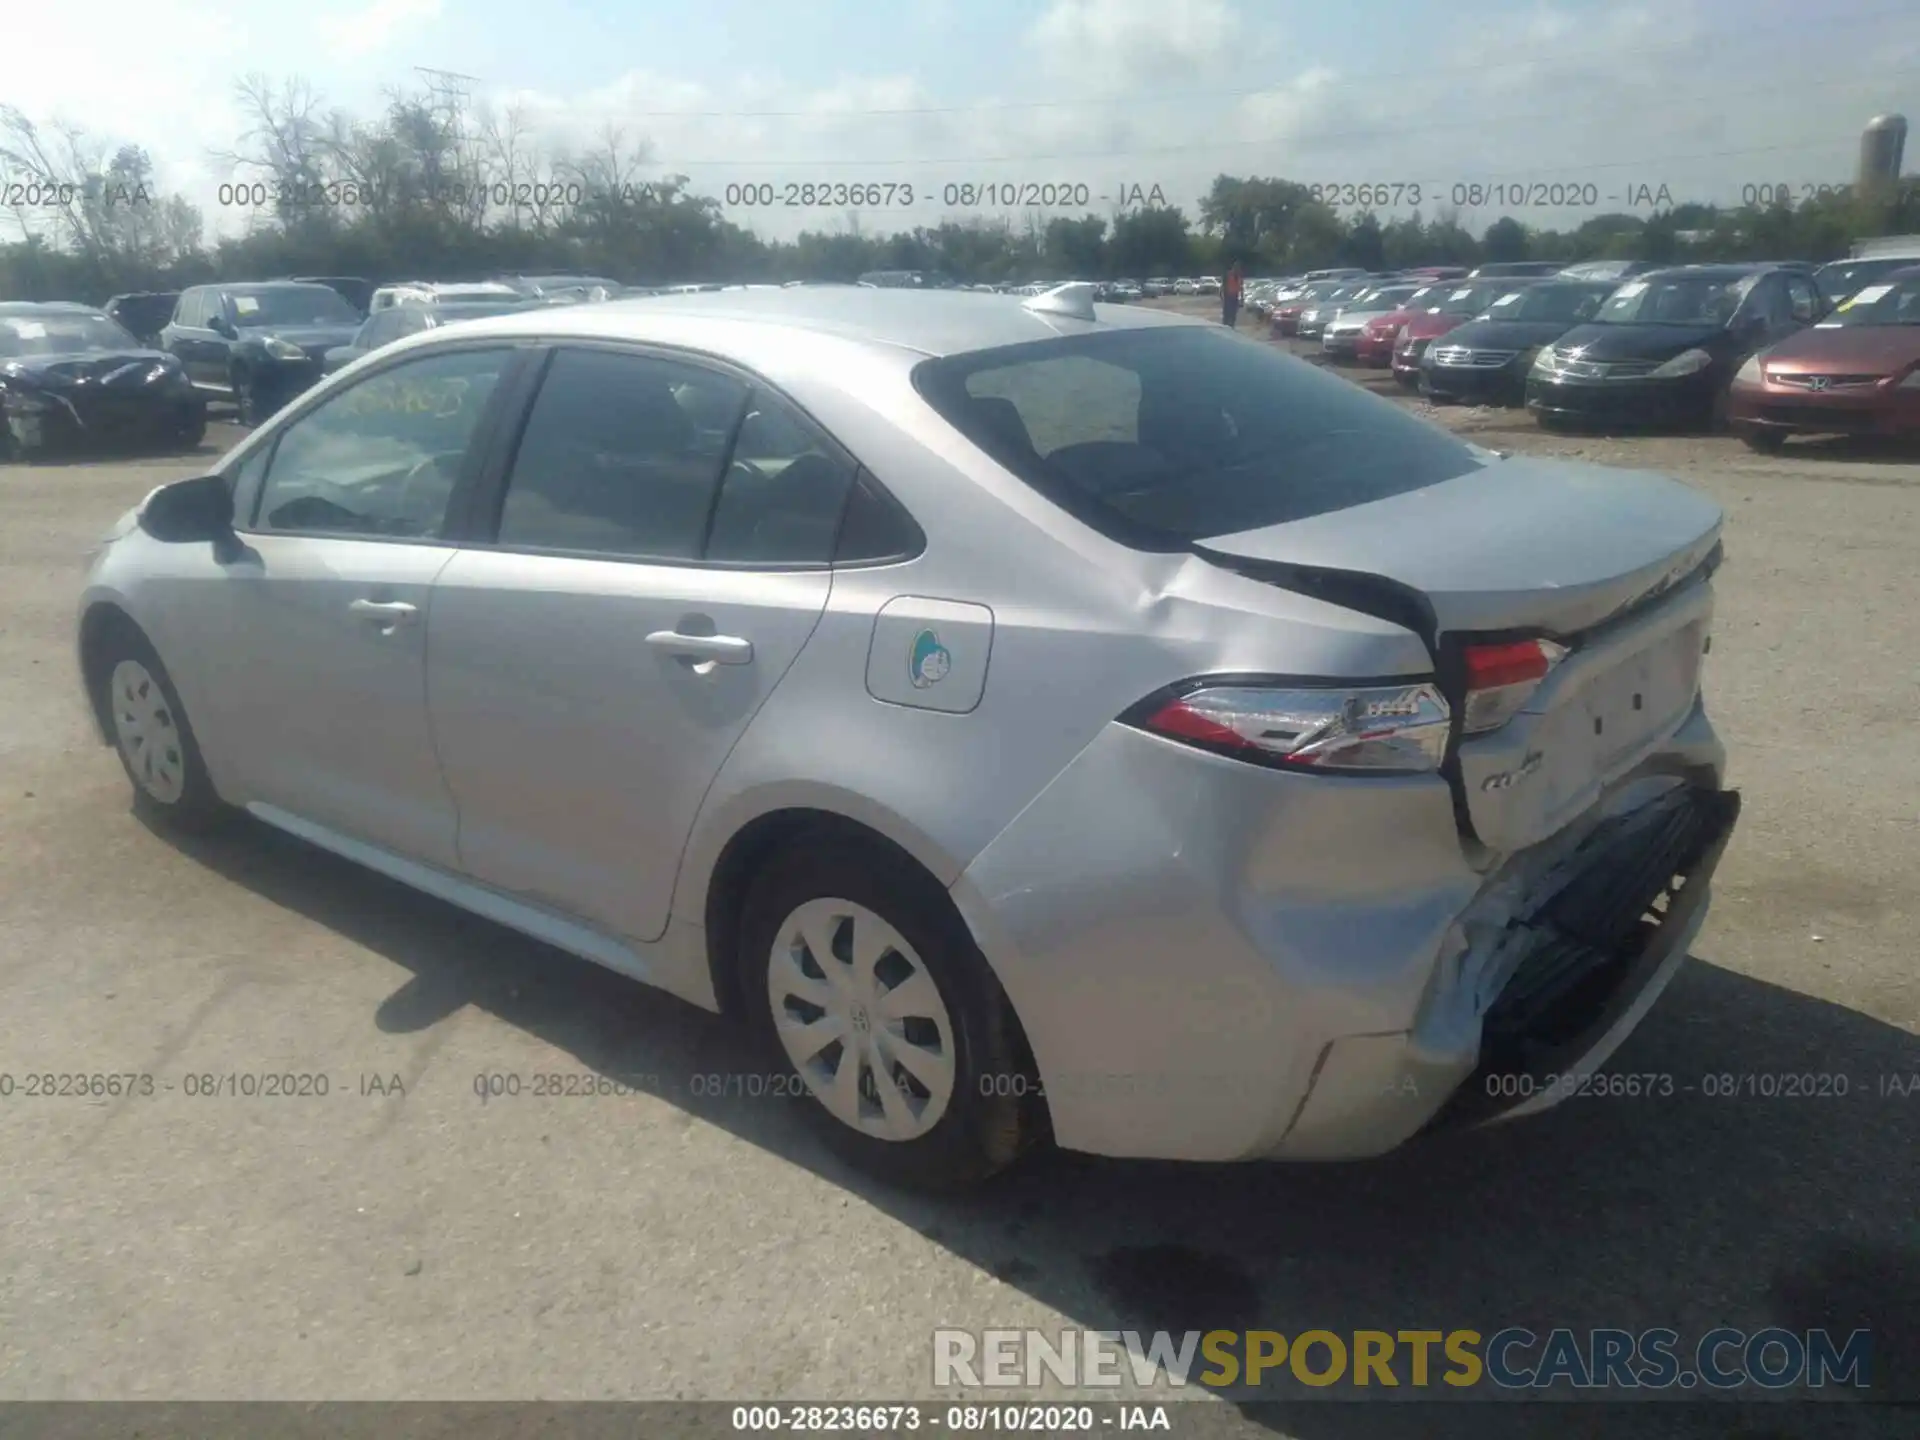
1857;114;1908;194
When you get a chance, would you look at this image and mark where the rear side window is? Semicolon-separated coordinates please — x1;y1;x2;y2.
704;391;855;565
913;326;1482;550
495;348;747;560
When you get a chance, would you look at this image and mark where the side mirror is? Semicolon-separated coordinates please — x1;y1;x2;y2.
209;315;237;338
139;474;235;544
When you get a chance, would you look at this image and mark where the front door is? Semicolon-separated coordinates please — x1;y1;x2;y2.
205;345;520;867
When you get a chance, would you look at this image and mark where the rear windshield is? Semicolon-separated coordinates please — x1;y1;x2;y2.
912;326;1483;550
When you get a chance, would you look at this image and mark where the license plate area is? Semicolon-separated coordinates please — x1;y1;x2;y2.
1528;620;1705;815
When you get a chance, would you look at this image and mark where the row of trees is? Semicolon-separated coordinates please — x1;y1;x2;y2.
4;79;1918;305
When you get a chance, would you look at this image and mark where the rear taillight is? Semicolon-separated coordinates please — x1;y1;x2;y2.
1131;682;1452;775
1461;638;1567;734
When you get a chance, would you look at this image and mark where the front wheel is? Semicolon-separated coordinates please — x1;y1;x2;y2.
1741;428;1788;453
740;840;1038;1190
95;627;232;832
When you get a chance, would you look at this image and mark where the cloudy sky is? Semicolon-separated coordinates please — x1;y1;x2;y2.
3;0;1915;244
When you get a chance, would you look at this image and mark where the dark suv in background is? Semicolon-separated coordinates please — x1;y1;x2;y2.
160;281;365;424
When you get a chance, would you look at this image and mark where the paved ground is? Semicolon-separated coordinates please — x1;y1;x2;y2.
3;346;1918;1437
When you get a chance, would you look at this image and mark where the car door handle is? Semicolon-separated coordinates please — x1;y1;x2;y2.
348;599;419;630
645;630;753;665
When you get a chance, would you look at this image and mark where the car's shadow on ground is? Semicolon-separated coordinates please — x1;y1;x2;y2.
157;814;1918;1439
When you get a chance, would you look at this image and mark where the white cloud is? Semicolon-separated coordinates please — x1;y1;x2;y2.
314;0;445;60
1025;0;1239;91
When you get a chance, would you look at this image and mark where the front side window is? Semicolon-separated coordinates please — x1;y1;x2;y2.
915;326;1481;549
251;347;511;538
494;348;747;559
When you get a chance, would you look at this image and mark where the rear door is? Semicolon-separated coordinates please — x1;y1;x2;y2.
424;346;850;943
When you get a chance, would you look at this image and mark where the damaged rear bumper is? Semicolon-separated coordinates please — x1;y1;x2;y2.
1280;780;1739;1155
953;691;1735;1162
1432;783;1738;1130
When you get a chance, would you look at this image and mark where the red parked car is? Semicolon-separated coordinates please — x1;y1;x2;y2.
1270;280;1343;337
1392;277;1546;387
1726;265;1920;449
1353;282;1454;367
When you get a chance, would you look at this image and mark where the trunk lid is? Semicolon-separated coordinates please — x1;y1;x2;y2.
1194;456;1724;853
1194;455;1722;638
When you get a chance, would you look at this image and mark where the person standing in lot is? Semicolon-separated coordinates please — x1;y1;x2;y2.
1223;263;1244;327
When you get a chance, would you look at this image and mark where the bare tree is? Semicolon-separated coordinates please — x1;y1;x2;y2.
0;108;198;269
217;75;339;230
477;100;565;233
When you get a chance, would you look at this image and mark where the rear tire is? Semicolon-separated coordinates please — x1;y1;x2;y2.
94;626;232;833
739;839;1036;1190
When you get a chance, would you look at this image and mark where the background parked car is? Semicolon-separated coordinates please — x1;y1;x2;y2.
322;298;541;374
160;281;366;424
1557;260;1659;283
1320;284;1428;360
1526;263;1825;431
369;281;522;313
1393;278;1547;386
1811;255;1920;306
1295;281;1376;340
1727;265;1920;451
0;302;204;460
288;276;374;316
1420;280;1617;405
1467;261;1568;279
1352;283;1452;367
103;292;181;349
498;274;621;304
1271;280;1344;336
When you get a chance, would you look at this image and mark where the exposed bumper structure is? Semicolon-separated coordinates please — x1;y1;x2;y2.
4;389;203;455
952;703;1732;1163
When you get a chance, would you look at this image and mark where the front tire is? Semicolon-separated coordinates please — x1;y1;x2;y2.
740;840;1036;1190
95;627;231;832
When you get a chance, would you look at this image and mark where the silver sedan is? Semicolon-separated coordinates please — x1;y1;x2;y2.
76;284;1740;1189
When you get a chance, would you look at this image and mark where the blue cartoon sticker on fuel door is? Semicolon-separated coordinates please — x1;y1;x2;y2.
867;599;994;713
909;629;952;688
